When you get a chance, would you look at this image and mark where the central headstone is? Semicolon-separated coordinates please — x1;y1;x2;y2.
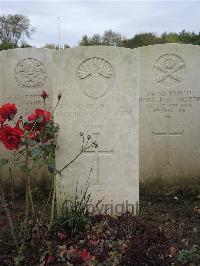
54;47;139;215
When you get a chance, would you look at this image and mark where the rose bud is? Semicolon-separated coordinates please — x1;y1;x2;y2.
40;90;48;100
58;93;62;101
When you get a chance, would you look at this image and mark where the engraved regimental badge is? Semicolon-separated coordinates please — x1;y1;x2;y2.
153;54;185;87
15;58;47;88
77;57;115;99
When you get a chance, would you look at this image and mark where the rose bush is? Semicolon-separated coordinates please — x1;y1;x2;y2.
0;91;60;232
0;92;58;260
0;91;98;264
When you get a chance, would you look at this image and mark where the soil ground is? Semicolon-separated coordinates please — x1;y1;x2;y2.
0;192;199;265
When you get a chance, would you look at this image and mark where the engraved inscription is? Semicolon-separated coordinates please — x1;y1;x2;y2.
15;58;47;88
139;89;200;114
83;133;113;185
153;54;185;87
59;102;134;128
8;93;52;116
77;57;114;99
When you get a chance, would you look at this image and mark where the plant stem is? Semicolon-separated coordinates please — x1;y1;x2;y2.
24;144;30;227
59;150;83;173
43;99;46;111
59;143;93;174
9;167;15;203
52;98;60;115
40;175;54;222
24;142;35;219
24;179;29;237
0;186;19;252
28;174;35;216
0;240;15;246
49;174;56;229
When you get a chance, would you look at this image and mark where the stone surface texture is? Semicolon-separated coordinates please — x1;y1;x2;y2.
54;47;139;214
139;44;200;183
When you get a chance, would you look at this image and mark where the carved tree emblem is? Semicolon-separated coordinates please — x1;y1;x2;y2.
15;58;47;88
77;57;114;99
153;54;185;86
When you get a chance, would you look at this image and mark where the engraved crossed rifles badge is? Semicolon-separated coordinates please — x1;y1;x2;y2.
153;54;185;86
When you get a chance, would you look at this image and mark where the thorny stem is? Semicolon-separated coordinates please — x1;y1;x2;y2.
52;98;61;115
29;119;38;133
9;167;15;203
28;175;35;217
43;99;46;111
40;175;54;222
49;174;56;229
0;186;19;252
24;144;29;226
24;141;35;235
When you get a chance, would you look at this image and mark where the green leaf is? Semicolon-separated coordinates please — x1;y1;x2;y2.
36;115;43;123
48;163;55;173
29;140;39;146
0;158;8;170
20;165;29;173
44;144;54;153
46;122;53;129
18;148;26;155
14;253;25;265
30;147;41;158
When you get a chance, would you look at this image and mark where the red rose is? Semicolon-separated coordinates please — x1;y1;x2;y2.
80;249;91;262
25;109;52;131
0;126;23;150
0;103;17;124
0;115;5;124
28;109;52;124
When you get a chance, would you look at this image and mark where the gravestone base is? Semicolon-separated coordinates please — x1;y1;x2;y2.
140;175;200;197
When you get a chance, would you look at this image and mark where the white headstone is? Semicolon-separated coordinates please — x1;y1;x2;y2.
0;48;53;115
0;48;53;182
54;47;139;215
139;44;200;182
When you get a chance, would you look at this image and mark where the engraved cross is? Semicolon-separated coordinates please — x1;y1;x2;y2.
153;115;184;165
83;133;113;185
